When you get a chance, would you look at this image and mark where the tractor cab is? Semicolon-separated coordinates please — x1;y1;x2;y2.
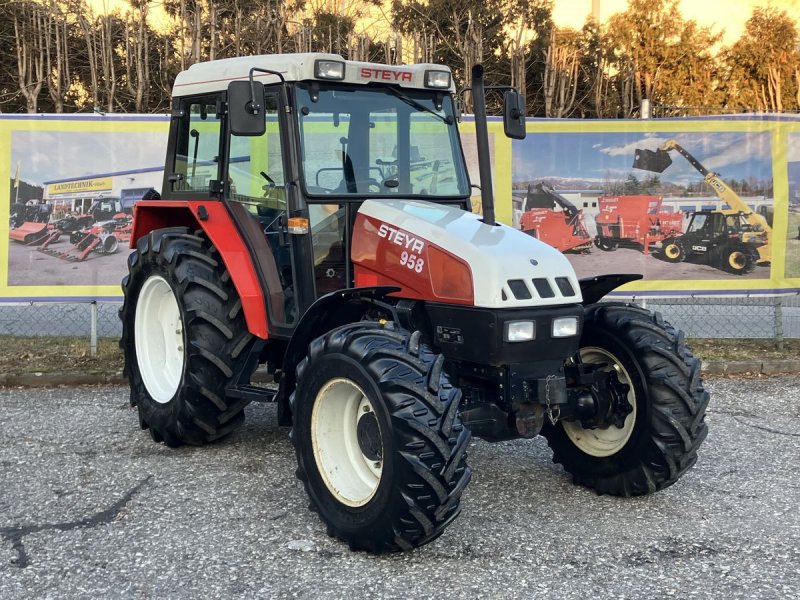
157;55;478;338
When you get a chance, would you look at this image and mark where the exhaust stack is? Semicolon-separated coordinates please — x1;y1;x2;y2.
471;64;495;226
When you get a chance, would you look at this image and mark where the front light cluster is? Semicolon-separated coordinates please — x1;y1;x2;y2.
504;317;579;342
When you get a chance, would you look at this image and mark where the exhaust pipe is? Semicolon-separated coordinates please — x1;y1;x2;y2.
471;64;495;226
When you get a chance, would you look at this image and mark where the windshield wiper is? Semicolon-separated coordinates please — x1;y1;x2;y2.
380;85;453;125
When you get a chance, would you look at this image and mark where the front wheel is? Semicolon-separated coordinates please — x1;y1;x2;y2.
290;322;471;553
660;238;685;262
542;303;709;496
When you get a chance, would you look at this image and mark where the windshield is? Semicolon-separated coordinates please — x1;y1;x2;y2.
295;83;470;198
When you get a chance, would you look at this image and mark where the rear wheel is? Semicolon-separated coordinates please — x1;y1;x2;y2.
542;303;709;496
595;236;618;251
290;322;471;552
119;227;255;446
719;243;756;274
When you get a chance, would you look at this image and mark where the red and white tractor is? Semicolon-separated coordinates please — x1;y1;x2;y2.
120;54;709;553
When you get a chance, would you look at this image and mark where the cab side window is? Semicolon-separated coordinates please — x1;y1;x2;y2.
228;94;286;207
170;95;223;193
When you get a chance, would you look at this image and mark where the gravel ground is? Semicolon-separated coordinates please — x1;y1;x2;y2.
1;379;799;599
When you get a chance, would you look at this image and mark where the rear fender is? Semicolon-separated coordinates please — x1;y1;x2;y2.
276;286;400;426
579;274;643;305
131;200;268;339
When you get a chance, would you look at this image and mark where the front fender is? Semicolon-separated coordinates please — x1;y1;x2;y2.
276;286;400;425
579;274;643;305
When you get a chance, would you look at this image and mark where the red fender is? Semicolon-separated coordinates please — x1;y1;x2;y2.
131;200;268;339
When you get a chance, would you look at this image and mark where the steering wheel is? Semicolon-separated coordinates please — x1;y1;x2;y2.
353;179;383;193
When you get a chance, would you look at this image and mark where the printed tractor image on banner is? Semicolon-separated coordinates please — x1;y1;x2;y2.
3;117;169;301
512;122;797;294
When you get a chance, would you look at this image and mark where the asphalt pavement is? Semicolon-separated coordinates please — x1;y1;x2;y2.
1;378;799;599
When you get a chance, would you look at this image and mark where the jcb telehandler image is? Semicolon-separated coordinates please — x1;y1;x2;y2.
120;54;709;553
633;139;770;274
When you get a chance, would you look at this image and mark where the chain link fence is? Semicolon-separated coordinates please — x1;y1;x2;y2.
1;295;799;350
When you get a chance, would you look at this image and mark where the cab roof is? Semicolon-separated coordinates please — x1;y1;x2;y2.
172;53;455;97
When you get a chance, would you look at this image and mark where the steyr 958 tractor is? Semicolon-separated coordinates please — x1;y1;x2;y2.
120;54;709;553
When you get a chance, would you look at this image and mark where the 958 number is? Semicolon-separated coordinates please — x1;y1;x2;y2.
400;251;425;273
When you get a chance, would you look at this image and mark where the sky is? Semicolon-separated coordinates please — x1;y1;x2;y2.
12;128;169;187
511;130;774;187
552;0;800;45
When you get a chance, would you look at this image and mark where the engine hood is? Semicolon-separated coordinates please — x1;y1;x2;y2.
352;199;582;308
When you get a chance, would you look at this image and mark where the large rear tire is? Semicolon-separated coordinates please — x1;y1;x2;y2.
120;227;255;446
290;322;471;553
542;303;709;496
718;243;757;275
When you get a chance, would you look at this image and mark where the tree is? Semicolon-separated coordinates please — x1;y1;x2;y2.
13;1;46;113
392;0;508;111
543;28;580;118
604;0;721;116
722;6;799;112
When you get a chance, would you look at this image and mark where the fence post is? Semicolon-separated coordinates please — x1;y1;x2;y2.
774;297;784;350
90;301;98;357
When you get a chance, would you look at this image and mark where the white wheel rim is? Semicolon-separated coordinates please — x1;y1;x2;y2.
562;347;637;457
134;275;185;404
311;378;383;507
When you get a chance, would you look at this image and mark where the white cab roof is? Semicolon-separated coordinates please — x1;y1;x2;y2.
172;53;455;97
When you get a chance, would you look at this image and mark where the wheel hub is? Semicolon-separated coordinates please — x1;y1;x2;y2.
562;347;637;458
356;410;382;462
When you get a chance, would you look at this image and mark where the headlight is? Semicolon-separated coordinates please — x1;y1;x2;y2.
505;321;535;342
315;60;345;80
552;317;578;338
424;70;451;89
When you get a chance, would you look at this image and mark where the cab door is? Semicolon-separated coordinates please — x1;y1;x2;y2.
225;87;299;337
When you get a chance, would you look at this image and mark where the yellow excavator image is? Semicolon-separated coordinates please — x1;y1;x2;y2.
633;139;771;275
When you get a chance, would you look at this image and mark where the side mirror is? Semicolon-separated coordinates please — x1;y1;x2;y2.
503;89;526;140
228;80;265;136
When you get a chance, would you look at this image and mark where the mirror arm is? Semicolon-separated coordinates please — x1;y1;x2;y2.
248;67;286;114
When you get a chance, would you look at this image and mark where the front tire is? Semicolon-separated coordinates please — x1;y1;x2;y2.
542;303;709;496
660;238;685;262
120;228;255;446
290;322;471;553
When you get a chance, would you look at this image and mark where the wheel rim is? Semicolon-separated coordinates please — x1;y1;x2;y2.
103;235;119;253
562;347;637;457
728;251;746;270
311;378;383;507
665;243;680;259
134;275;184;404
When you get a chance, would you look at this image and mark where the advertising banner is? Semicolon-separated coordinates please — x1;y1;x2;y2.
1;114;798;302
512;117;799;296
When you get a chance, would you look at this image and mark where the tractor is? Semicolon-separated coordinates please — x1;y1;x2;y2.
633;140;770;275
120;54;709;553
